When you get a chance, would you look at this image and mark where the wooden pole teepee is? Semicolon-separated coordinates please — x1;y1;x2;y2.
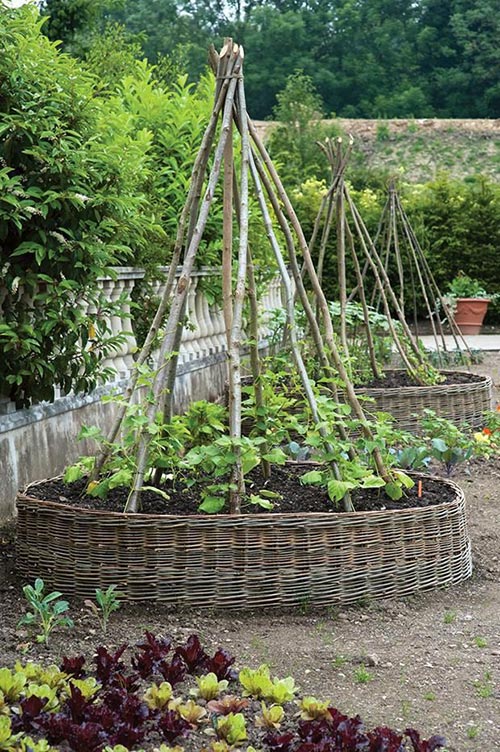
91;41;402;515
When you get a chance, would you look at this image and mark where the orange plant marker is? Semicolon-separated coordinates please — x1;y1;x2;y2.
417;480;423;498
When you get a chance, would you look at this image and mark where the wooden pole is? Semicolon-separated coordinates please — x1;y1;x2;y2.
125;45;242;512
247;117;392;483
90;51;238;483
248;149;355;511
227;60;250;514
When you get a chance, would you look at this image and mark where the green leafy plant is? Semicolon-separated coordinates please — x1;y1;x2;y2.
419;410;473;475
17;579;73;645
446;273;492;300
192;673;228;701
84;585;123;634
177;699;207;725
443;610;457;624
64;389;229;505
353;666;373;684
299;696;331;720
300;402;415;503
182;436;286;513
214;712;247;745
473;636;488;648
239;665;296;704
0;5;162;407
395;445;432;471
0;716;21;750
255;702;284;730
143;681;173;710
466;725;480;740
474;671;494;699
0;668;27;702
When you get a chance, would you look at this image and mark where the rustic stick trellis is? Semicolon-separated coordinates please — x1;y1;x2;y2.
372;180;472;365
91;40;401;515
15;41;476;610
309;139;473;386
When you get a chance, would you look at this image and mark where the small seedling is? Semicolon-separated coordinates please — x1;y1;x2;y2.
85;585;123;634
400;699;412;722
466;725;480;740
332;655;347;669
473;636;488;648
424;691;436;701
443;610;457;624
18;578;73;644
474;672;494;699
353;666;373;684
299;597;311;616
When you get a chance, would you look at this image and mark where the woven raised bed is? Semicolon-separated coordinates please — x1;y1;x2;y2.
356;370;492;432
16;474;471;608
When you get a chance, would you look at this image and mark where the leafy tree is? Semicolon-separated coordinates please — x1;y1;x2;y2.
107;0;500;118
39;0;124;55
266;71;340;186
0;4;161;405
406;176;500;297
417;0;500;117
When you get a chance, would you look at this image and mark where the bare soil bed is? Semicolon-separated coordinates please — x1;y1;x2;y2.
23;467;454;515
1;356;500;751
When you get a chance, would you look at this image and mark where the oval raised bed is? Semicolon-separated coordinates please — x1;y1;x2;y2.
16;474;472;609
356;370;492;432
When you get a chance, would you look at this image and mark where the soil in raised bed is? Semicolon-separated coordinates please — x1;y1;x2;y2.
360;370;483;389
23;464;456;516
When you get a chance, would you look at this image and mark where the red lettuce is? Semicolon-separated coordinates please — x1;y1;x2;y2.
157;709;192;743
158;654;186;687
204;647;237;680
175;634;208;672
94;644;128;685
405;728;447;751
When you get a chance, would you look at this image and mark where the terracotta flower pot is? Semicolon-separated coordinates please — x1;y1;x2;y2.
453;297;489;335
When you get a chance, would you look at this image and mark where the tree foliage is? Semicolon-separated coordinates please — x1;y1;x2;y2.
91;0;500;119
0;4;161;405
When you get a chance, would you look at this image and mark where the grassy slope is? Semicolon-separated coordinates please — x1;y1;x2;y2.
255;118;500;183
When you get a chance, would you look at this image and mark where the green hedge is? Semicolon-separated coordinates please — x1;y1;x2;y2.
291;173;500;322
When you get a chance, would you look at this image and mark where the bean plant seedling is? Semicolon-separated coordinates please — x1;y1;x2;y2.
85;585;123;635
17;578;73;644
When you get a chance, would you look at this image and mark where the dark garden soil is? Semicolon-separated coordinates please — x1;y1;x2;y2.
23;465;456;516
1;355;500;752
361;370;483;390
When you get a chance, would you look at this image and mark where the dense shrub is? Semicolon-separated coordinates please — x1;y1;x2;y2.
289;170;500;320
405;175;500;320
0;4;161;405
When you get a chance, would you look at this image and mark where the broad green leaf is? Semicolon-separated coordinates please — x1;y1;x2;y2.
249;495;274;510
300;470;323;485
327;479;356;502
198;496;226;514
362;475;386;488
385;482;403;500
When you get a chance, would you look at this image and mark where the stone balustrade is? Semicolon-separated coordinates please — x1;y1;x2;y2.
94;266;282;382
0;265;284;521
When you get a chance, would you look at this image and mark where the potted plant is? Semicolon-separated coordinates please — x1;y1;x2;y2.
445;273;497;335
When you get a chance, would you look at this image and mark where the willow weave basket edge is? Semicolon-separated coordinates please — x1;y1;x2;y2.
356;370;492;431
15;473;472;609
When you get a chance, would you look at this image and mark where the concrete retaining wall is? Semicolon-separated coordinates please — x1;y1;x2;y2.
0;350;232;523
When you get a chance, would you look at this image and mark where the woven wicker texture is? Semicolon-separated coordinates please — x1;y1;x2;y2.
357;370;492;432
16;475;471;608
